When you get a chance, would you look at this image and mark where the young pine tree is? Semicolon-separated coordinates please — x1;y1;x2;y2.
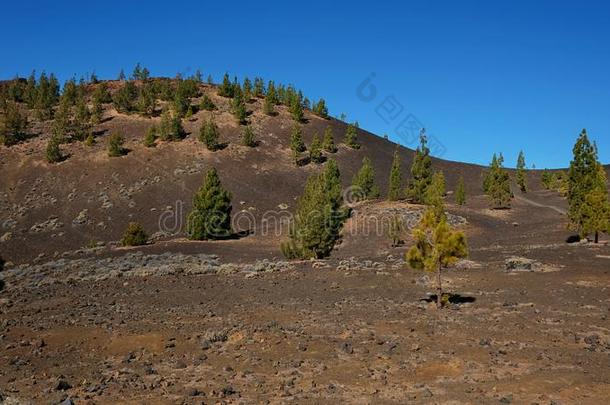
158;110;186;141
343;123;360;149
322;126;337;153
290;97;305;122
516;150;528;193
121;222;148;246
309;133;323;164
0;101;28;146
143;125;157;147
579;165;610;243
232;91;248;124
290;124;306;164
199;118;221;151
281;159;348;259
568;130;609;242
187;168;233;240
424;171;446;222
407;205;468;309
108;132;126;157
263;93;275;116
484;153;513;208
455;175;466;205
46;136;63;163
200;94;216;111
313;98;329;118
388;149;403;201
241;125;257;147
406;130;433;203
352;157;380;200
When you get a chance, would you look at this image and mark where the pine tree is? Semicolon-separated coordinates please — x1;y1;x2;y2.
113;81;137;113
121;222;148;246
241;125;256;147
118;69;126;81
290;124;306;164
108;132;126;157
290;97;304;122
143;125;157;147
313;98;329;118
352;157;380;199
243;78;252;100
309;133;323;164
541;169;553;189
388;149;403;201
455;176;466;205
424;171;446;221
187;168;233;240
232;90;247;124
0;101;28;146
568;130;609;242
281;159;348;259
85;132;95;146
516;150;528;193
91;95;103;124
46;136;63;163
343;123;360;149
407;206;468;309
580;165;610;243
158;110;185;141
406;130;433;203
484;153;513;208
322;126;337;153
199;118;220;151
266;81;278;104
218;73;234;98
200;94;216;111
253;77;265;98
72;97;91;141
263;93;275;116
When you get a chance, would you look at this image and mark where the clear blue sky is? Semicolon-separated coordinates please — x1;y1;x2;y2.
3;0;609;168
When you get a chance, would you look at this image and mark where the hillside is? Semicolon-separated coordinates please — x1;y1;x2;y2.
0;78;493;264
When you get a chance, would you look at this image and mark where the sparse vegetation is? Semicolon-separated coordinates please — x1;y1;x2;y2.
187;168;233;240
121;222;148;246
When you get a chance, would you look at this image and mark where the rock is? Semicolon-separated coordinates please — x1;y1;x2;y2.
505;257;539;272
72;209;89;225
60;399;75;405
200;339;211;350
55;378;71;391
0;232;12;242
499;394;513;403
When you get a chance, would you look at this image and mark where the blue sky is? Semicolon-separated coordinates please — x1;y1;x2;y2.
2;0;609;168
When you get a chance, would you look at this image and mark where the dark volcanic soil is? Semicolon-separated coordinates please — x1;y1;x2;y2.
1;192;610;404
1;81;610;404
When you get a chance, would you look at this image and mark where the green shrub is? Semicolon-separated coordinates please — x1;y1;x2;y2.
108;133;126;157
121;222;148;246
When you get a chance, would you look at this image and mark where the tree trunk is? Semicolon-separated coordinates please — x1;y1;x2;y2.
595;231;599;244
436;263;442;309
